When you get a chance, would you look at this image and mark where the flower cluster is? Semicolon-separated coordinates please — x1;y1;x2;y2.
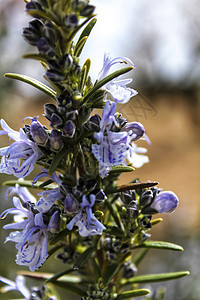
0;0;186;299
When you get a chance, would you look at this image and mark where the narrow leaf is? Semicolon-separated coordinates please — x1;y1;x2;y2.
77;18;97;44
4;73;57;98
50;281;87;297
109;166;135;175
3;180;56;190
104;225;124;237
49;229;70;245
116;289;150;299
74;246;95;269
133;241;184;252
45;268;74;283
22;53;46;61
103;263;120;286
122;271;190;285
151;218;163;226
105;199;123;231
117;182;159;193
74;36;88;57
49;147;67;176
133;249;149;266
83;66;134;103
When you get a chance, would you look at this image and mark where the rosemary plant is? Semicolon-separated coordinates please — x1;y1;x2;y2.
0;1;189;299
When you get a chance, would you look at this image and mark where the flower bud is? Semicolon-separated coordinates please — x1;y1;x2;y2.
65;13;78;28
139;190;154;207
64;193;79;214
43;21;56;45
84;114;101;132
22;27;41;46
123;122;145;141
44;103;57;120
26;1;43;12
66;109;78;120
50;129;63;151
150;191;179;214
61;54;73;69
80;5;95;16
63;120;76;138
48;211;61;233
29;19;43;32
30;117;49;146
50;113;64;129
46;69;65;82
37;37;56;57
123;263;137;279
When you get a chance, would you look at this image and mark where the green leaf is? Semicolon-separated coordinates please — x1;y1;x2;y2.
151;218;163;226
103;263;120;286
4;73;56;99
45;268;74;283
133;241;184;252
48;147;67;176
105;199;123;231
74;36;88;57
50;281;87;297
3;180;56;190
104;225;124;237
22;53;46;61
109;166;135;175
133;249;149;266
48;244;65;258
49;229;70;245
74;246;95;268
79;59;91;92
83;66;134;104
77;17;97;44
122;271;190;285
116;289;150;299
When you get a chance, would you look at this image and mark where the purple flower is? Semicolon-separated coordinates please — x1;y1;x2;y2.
98;52;138;103
0;119;43;178
92;101;148;177
33;169;62;213
151;191;179;213
0;275;30;299
30;116;49;146
5;179;36;204
1;196;60;271
66;194;105;237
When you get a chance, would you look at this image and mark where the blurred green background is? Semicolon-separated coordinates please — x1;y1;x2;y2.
0;0;200;299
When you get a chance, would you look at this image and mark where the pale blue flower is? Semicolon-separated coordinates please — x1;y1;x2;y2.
0;119;43;178
66;194;105;237
92;101;148;177
151;191;179;213
1;196;60;271
98;52;138;103
0;275;30;299
33;169;62;213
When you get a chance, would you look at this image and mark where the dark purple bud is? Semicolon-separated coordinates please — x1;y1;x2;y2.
150;191;179;214
95;189;106;203
57;94;72;108
48;211;61;233
47;59;60;70
63;120;76;138
123;122;145;141
139;190;154;207
123;263;137;279
74;65;81;77
66;109;78;120
30;117;49;146
64;193;79;214
22;27;41;46
37;37;56;57
29;19;43;31
121;190;135;205
80;5;95;16
61;54;73;69
84;114;101;132
50;129;63;151
43;21;56;44
44;103;57;120
127;207;139;219
65;13;78;28
46;69;65;82
72;0;89;10
26;1;43;11
50;113;64;129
